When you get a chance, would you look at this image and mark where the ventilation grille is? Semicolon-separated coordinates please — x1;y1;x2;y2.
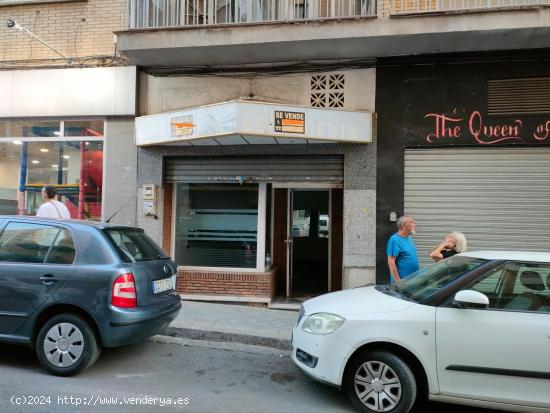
488;77;550;116
310;74;345;108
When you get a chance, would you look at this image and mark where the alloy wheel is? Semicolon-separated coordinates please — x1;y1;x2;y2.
354;360;402;412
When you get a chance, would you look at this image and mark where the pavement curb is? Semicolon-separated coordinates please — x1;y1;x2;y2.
160;326;292;351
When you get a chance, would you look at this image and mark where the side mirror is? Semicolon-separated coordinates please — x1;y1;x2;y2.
453;290;489;309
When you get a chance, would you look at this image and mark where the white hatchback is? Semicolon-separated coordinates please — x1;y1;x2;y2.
292;251;550;413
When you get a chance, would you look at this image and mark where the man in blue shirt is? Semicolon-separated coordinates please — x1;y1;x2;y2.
387;215;419;282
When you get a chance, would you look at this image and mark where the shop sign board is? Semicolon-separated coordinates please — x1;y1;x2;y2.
0;66;136;117
136;101;373;146
419;109;550;146
274;111;305;134
171;115;195;137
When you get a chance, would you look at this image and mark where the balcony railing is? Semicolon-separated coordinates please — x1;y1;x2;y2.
128;0;377;29
391;0;550;15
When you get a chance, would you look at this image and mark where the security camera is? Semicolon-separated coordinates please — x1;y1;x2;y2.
7;18;16;28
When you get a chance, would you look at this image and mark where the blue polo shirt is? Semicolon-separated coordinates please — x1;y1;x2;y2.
386;233;419;280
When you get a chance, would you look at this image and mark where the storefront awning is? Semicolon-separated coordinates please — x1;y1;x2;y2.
135;100;373;146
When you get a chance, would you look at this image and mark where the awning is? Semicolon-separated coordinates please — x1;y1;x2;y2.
135;100;373;146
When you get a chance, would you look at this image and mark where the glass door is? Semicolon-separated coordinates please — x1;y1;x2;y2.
287;189;330;297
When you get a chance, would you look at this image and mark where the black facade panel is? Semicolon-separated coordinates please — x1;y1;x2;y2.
376;54;550;283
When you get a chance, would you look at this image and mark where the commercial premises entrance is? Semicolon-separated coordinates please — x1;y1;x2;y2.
405;147;550;267
164;156;344;301
288;189;330;296
138;99;373;301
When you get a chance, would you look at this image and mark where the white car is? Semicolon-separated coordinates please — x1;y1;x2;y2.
292;251;550;413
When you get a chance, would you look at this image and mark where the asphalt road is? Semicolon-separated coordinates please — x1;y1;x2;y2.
0;337;496;413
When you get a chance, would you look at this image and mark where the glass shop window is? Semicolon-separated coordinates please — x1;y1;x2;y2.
174;183;258;268
0;141;103;220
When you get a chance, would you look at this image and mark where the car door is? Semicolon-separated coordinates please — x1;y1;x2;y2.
436;261;550;409
0;221;77;335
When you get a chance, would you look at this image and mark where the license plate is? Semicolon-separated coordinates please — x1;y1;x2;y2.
152;277;173;294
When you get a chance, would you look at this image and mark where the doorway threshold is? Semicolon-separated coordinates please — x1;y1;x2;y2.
268;296;310;311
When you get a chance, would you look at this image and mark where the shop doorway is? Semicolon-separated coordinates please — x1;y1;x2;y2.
287;189;330;297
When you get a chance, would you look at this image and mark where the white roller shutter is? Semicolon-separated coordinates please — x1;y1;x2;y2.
405;148;550;268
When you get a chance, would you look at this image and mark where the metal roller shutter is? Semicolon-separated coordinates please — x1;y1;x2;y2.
405;148;550;268
164;155;344;183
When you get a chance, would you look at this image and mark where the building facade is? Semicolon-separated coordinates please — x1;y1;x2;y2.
0;0;137;225
134;70;377;302
114;0;550;301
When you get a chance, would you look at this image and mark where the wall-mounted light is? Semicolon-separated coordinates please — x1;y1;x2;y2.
6;18;72;64
31;160;39;164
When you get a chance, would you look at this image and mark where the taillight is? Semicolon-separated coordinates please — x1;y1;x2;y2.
112;273;137;308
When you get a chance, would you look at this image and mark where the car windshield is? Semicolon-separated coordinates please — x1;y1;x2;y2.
103;228;169;263
392;256;488;303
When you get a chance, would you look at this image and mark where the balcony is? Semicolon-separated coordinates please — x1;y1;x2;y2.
117;0;550;70
390;0;550;15
127;0;376;29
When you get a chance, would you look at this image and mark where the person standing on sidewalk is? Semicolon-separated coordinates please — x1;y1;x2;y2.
429;231;467;262
386;215;419;283
36;185;71;219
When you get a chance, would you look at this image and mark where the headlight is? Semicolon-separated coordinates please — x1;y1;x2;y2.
301;313;345;335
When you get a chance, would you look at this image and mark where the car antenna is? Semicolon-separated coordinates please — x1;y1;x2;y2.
105;196;136;223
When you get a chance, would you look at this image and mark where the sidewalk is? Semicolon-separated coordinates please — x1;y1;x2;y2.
161;300;299;351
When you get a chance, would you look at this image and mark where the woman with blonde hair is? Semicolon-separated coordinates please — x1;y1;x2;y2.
429;231;467;262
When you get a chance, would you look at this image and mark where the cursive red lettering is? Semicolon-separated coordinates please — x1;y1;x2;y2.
424;113;462;143
469;111;522;145
469;111;482;143
500;125;509;137
533;121;550;141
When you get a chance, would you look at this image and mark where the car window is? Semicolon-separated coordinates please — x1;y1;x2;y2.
396;256;487;302
467;262;550;313
103;228;169;263
45;229;76;265
0;222;60;263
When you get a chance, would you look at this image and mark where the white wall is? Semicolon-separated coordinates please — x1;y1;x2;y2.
140;68;375;115
0;67;137;118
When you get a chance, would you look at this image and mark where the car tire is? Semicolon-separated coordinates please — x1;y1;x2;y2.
344;350;417;413
36;313;101;376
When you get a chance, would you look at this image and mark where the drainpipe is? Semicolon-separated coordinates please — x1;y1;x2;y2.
18;142;27;215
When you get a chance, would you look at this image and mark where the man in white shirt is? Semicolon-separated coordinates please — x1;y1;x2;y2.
36;185;71;219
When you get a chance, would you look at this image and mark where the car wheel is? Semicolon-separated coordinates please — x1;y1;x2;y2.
344;350;416;413
36;313;101;376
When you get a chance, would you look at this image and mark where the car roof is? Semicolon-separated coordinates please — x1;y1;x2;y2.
0;215;139;231
461;250;550;263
